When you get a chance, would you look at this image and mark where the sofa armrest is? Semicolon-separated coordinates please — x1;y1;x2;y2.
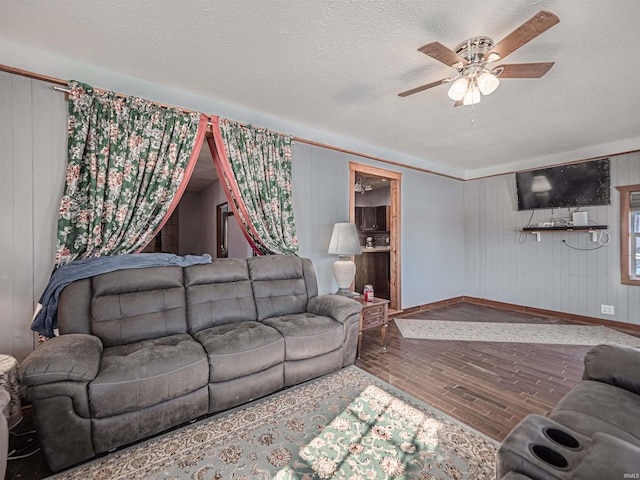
583;344;640;395
307;295;362;324
17;334;103;387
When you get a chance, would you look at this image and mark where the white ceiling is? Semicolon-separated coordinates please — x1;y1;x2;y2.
1;1;639;179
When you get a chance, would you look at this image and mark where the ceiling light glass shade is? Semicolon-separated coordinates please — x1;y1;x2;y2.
477;72;500;95
463;85;481;105
447;77;469;101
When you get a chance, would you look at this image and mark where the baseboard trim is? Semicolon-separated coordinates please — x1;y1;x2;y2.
393;296;640;333
389;296;464;318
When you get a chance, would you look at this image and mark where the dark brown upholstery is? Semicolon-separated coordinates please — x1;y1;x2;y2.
17;255;362;472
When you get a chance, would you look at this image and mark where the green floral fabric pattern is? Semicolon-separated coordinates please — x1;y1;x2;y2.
217;118;298;255
290;385;444;479
55;81;205;266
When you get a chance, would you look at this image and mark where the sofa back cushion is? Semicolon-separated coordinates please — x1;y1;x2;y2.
185;259;257;333
91;266;187;347
248;256;314;322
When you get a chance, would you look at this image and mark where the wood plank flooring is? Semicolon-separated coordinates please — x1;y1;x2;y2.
356;302;640;442
7;302;638;478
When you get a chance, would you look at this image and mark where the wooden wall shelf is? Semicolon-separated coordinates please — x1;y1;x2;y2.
522;225;608;232
522;225;608;242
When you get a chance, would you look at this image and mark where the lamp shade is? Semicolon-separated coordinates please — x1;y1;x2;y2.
447;77;469;101
477;71;500;95
463;84;481;105
328;223;362;256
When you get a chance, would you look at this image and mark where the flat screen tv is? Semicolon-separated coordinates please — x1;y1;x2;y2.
516;159;610;211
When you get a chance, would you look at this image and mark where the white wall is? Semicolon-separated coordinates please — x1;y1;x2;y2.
292;141;466;306
178;192;201;255
464;152;640;325
0;73;67;361
200;182;217;256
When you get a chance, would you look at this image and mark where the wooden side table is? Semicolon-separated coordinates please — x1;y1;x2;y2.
354;297;389;359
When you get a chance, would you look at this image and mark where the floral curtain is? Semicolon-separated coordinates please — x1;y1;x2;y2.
208;117;298;255
55;81;207;267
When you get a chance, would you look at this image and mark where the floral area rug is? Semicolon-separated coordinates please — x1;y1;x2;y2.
51;366;497;479
395;319;640;347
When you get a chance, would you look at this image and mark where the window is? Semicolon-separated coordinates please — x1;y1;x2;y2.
617;184;640;285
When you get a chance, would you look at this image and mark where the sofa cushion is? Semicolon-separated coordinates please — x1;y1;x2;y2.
194;321;284;382
185;260;257;333
262;313;343;361
90;266;187;347
549;379;640;447
89;334;208;418
248;256;309;321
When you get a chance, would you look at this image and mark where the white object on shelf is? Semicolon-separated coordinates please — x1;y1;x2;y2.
573;211;588;226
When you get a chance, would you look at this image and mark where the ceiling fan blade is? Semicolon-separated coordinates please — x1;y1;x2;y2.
486;10;559;61
398;78;449;97
493;62;555;78
453;100;463;108
418;42;468;67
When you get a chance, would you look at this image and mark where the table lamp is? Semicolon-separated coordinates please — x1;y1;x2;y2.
328;222;362;296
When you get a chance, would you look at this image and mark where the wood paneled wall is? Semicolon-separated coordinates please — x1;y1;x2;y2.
7;68;636;362
0;73;67;360
292;141;466;308
463;152;640;325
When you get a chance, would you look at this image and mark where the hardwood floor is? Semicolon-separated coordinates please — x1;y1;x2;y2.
7;302;638;478
356;302;640;442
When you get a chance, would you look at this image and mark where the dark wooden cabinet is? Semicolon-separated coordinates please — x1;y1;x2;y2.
376;206;387;231
355;207;363;232
355;206;387;232
354;251;390;300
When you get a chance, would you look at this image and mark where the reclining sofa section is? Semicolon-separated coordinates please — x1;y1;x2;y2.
17;255;362;471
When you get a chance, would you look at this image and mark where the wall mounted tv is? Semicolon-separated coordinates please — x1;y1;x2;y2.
516;159;610;211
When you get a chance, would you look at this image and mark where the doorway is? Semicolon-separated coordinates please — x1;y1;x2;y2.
349;162;401;311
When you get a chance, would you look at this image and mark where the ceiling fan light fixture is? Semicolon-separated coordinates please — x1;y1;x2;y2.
477;71;500;95
463;83;481;105
398;10;559;108
447;77;469;101
354;177;373;194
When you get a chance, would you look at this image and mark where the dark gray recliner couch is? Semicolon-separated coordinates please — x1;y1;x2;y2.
17;255;362;472
496;343;640;479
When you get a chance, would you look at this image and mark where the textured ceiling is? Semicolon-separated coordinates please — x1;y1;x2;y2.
1;1;639;179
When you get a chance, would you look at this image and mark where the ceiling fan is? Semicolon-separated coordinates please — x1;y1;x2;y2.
398;10;560;106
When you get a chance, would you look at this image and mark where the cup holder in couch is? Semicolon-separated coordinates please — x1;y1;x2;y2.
529;444;570;470
543;427;581;450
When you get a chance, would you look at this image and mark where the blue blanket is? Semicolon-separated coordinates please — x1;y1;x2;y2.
32;253;212;338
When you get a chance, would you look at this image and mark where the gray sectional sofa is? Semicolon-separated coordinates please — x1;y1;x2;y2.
497;343;640;479
17;255;362;472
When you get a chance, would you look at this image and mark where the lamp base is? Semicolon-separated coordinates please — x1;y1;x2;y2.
332;256;356;297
